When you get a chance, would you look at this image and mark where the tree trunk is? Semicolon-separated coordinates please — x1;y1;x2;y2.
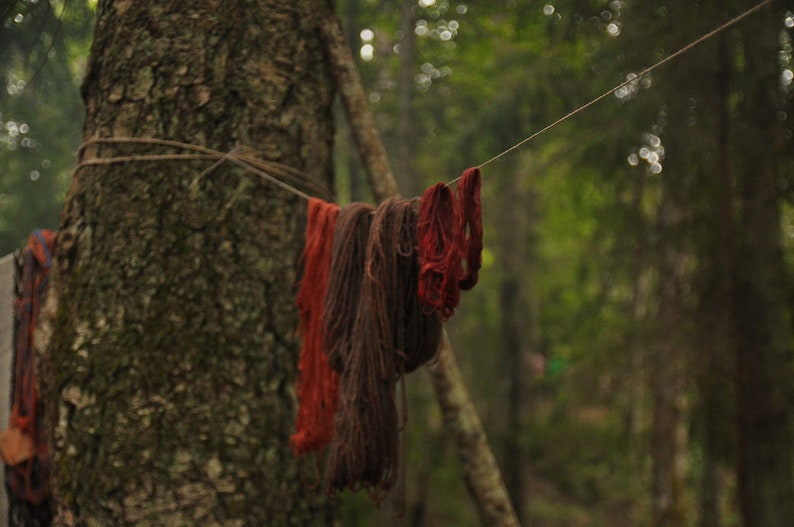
733;7;794;526
695;32;736;527
499;274;526;523
394;0;421;197
428;337;521;527
650;159;690;527
494;167;537;525
649;239;689;527
38;1;336;524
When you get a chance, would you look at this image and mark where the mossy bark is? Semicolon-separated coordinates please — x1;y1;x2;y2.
38;1;336;524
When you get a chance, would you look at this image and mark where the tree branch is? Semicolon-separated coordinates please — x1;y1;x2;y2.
319;14;400;202
319;12;521;527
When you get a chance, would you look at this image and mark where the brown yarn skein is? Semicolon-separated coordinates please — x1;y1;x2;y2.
324;198;442;499
323;202;376;374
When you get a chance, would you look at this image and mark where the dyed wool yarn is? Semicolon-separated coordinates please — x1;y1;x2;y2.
291;198;341;456
323;202;376;374
417;183;462;320
456;167;483;291
325;198;441;498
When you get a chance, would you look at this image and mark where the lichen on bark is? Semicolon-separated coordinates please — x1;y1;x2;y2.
39;1;336;525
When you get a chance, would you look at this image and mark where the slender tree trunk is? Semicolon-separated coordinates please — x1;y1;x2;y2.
394;0;420;197
428;336;520;527
499;274;526;523
734;148;794;527
38;1;336;524
649;269;689;527
495;168;537;525
733;8;794;525
342;0;366;202
695;32;736;527
650;191;689;527
626;169;649;464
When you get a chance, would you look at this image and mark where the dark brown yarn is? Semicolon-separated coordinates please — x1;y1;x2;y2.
394;200;443;373
323;202;376;374
324;198;442;499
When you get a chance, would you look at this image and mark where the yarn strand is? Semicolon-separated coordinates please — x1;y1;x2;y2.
456;167;483;291
417;183;462;319
324;198;442;499
291;199;341;456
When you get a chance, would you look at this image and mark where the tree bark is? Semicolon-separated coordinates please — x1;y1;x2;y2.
733;7;794;526
494;168;537;525
428;337;520;527
695;32;736;527
38;1;336;524
649;235;689;527
394;0;421;197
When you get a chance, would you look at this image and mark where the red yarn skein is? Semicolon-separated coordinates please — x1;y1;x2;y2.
417;183;461;320
456;167;483;290
291;198;340;456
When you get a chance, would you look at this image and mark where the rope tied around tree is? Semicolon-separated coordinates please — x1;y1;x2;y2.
73;136;335;203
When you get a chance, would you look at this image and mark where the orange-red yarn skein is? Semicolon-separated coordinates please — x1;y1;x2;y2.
291;198;340;456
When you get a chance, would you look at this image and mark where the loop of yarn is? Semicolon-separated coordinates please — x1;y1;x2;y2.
394;200;443;374
417;168;484;315
456;167;483;291
291;198;341;456
417;183;462;320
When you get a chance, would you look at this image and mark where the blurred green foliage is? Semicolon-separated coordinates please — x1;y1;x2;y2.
3;1;793;525
0;0;94;253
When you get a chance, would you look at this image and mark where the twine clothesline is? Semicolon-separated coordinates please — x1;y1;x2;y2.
452;0;775;184
74;0;774;200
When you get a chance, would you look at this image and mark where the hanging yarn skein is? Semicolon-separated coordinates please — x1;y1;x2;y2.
292;167;480;501
291;198;341;456
323;202;376;374
417;183;462;320
417;167;484;318
324;198;442;500
456;167;483;291
324;199;441;376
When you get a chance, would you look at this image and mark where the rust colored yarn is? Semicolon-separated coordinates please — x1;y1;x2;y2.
291;198;341;456
456;167;483;291
7;230;56;505
323;202;375;374
325;198;441;499
417;183;462;320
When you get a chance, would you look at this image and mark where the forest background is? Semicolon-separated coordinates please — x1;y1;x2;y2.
1;0;793;526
